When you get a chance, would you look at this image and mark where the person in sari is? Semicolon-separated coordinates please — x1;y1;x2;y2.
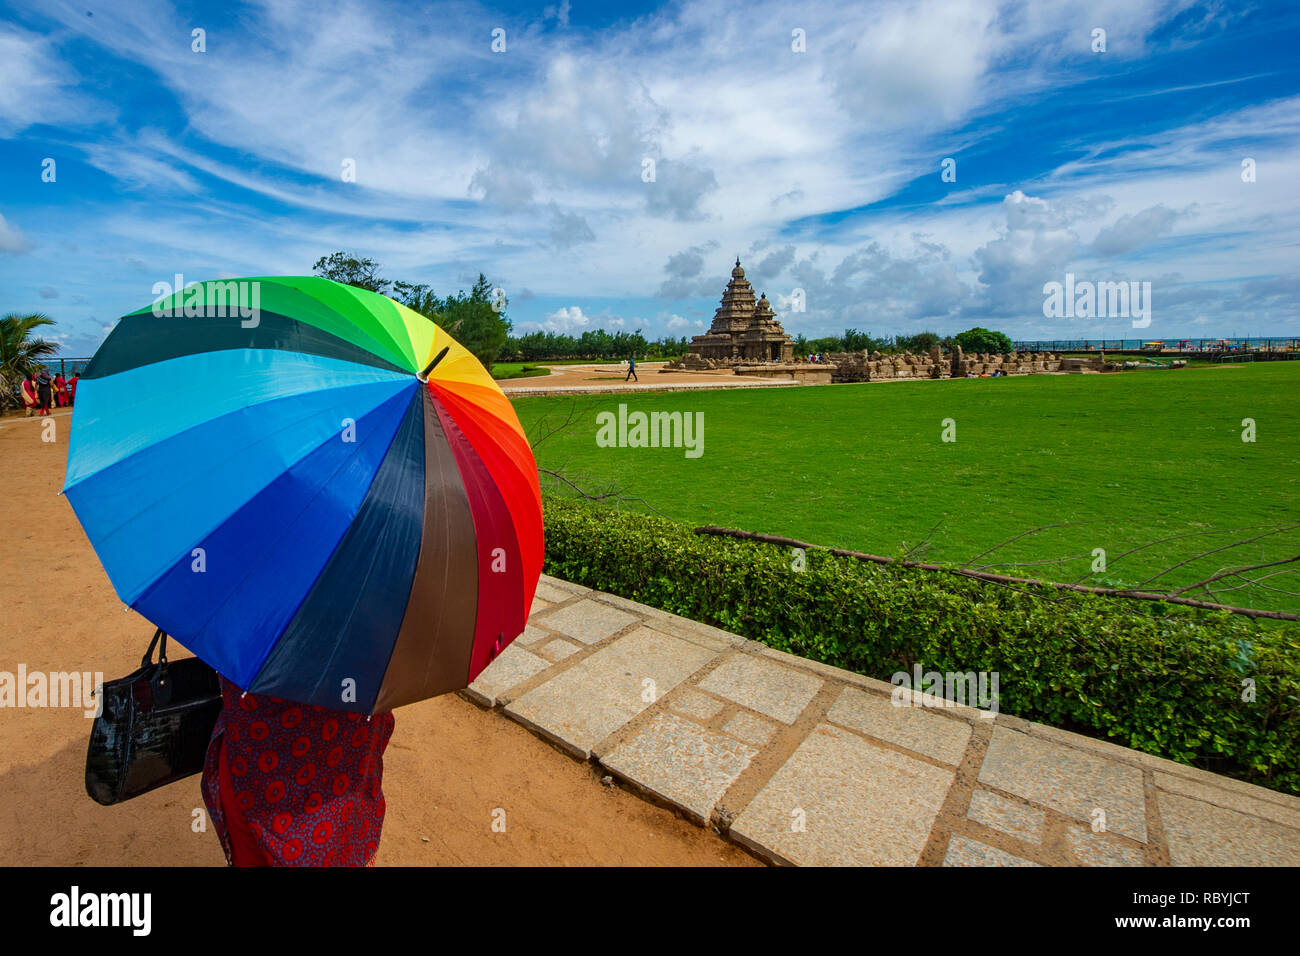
53;373;68;407
200;675;395;866
20;374;37;416
67;373;79;407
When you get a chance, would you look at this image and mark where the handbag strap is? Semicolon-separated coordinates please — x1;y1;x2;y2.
141;627;169;668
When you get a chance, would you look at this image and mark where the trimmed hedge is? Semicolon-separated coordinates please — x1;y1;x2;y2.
541;494;1300;795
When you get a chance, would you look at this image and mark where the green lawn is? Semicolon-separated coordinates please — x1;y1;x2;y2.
512;363;1300;613
490;362;551;381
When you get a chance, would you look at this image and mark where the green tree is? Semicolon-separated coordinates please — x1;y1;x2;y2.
898;331;941;353
311;252;391;294
313;254;512;368
0;313;56;410
842;328;890;353
438;274;511;369
953;326;1012;354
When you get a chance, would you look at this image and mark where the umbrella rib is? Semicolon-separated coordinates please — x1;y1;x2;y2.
420;346;450;381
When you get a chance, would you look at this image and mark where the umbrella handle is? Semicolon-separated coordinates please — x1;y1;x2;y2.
141;627;169;668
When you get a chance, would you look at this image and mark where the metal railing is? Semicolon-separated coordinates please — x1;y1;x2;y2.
1011;338;1299;354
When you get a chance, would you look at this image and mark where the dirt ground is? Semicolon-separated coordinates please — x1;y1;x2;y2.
497;361;749;390
0;410;758;866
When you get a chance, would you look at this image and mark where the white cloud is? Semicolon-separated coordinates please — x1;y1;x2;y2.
536;305;592;333
0;25;102;135
1092;204;1193;256
0;212;32;254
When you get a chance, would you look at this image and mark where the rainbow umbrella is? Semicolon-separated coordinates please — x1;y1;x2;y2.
63;276;542;713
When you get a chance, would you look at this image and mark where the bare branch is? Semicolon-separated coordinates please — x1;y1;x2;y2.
1168;554;1300;596
1068;523;1287;585
962;518;1121;568
693;525;1299;621
1131;525;1300;589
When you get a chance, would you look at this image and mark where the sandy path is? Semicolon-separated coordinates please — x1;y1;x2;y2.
498;361;746;390
0;410;757;866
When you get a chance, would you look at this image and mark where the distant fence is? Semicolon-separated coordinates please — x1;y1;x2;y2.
37;357;94;377
1012;338;1300;353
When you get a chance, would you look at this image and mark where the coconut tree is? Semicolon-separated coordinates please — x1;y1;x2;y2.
0;313;57;410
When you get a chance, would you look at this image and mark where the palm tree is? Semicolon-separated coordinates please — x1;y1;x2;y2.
0;313;57;411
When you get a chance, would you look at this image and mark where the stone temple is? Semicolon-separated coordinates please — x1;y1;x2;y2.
689;258;794;363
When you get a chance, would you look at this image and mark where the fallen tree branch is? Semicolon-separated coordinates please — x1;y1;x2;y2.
692;525;1299;621
1068;523;1285;585
538;468;669;517
1169;554;1300;596
1131;524;1300;589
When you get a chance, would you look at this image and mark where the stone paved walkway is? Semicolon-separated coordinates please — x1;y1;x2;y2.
463;575;1300;866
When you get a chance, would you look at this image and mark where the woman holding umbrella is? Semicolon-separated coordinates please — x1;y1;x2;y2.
64;276;543;866
201;680;395;866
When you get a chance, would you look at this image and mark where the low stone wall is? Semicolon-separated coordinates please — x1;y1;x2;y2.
826;348;1063;383
733;364;834;384
666;348;1070;384
660;354;730;372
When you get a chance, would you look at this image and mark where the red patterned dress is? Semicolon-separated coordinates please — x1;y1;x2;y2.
201;676;395;866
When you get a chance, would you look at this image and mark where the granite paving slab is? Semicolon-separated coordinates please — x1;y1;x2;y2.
722;711;778;748
827;686;972;766
979;725;1148;842
535;638;582;663
1065;826;1144;866
966;789;1046;844
668;687;726;722
505;626;717;758
698;653;822;724
944;836;1042;867
465;643;551;707
539;598;640;645
729;723;955;866
1157;791;1300;867
601;712;760;824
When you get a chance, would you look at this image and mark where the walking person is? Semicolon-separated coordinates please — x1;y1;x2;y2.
53;372;68;407
625;356;638;382
200;675;395;866
35;370;53;416
20;373;38;416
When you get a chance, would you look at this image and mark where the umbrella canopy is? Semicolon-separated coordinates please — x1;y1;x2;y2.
64;276;542;713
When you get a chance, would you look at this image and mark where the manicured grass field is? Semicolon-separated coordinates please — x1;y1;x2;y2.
512;363;1300;613
490;362;551;380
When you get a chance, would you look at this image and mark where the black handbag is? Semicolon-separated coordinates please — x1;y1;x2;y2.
85;628;223;806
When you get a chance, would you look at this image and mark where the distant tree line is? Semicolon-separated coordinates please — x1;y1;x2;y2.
501;330;692;362
795;326;1013;357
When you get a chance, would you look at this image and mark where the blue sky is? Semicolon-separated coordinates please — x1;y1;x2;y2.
1;0;1298;355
